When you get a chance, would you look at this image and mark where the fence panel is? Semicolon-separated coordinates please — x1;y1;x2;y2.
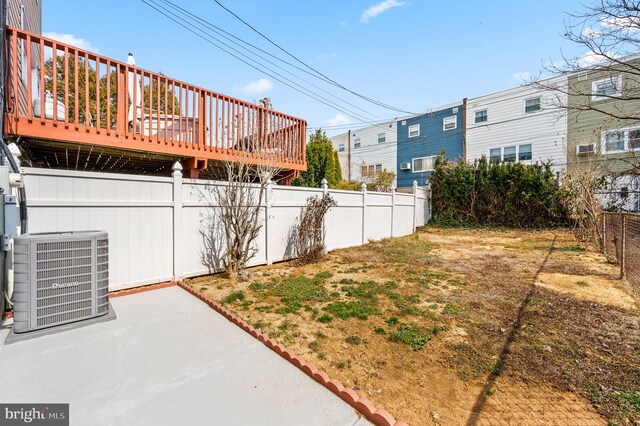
603;213;622;262
625;214;640;291
24;168;175;291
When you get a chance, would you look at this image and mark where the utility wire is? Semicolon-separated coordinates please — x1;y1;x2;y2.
155;0;377;119
141;0;393;129
211;0;414;115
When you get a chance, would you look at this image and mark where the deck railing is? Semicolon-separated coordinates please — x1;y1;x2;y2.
3;26;307;171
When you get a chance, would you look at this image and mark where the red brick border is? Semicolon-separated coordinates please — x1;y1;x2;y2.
109;281;177;298
177;281;408;426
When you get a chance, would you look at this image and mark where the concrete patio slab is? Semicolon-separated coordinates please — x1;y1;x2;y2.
0;286;369;426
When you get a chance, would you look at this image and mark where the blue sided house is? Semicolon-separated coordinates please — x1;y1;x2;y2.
396;101;465;188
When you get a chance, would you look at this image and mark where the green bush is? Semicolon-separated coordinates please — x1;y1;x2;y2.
223;291;245;304
429;155;570;228
389;324;430;350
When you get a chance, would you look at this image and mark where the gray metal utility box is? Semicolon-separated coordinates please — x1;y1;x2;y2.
12;231;109;333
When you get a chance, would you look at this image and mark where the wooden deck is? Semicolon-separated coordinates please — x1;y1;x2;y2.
3;27;307;178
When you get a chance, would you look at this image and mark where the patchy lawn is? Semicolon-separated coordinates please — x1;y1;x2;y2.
185;227;640;425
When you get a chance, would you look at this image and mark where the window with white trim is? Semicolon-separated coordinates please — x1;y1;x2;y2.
489;144;533;162
361;163;383;178
503;146;517;162
412;156;436;172
630;129;640;150
592;76;622;101
475;110;487;123
354;138;361;149
602;126;640;153
443;116;457;130
338;144;345;152
524;97;541;113
408;124;420;138
378;132;386;143
519;144;532;161
489;148;501;163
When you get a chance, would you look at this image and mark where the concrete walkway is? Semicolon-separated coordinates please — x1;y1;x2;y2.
0;287;369;426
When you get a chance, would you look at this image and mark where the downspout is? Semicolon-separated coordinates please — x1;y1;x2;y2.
347;129;351;181
462;98;467;162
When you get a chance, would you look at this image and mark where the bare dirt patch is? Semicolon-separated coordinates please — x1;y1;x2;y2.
185;227;639;425
537;271;638;310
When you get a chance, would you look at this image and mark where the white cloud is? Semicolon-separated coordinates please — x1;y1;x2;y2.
513;71;531;84
581;27;602;38
42;32;99;53
324;113;351;127
600;16;640;31
360;0;406;23
574;51;617;67
238;78;274;95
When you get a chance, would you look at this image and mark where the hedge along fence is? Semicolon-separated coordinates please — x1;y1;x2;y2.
429;156;570;228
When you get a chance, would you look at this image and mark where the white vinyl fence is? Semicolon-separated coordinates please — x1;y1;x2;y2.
23;165;431;291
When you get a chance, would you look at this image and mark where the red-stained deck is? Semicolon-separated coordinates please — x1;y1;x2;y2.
3;27;307;177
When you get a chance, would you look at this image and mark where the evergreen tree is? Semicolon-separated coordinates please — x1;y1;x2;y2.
293;129;341;187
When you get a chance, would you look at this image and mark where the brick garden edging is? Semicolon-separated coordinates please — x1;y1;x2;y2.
177;281;408;426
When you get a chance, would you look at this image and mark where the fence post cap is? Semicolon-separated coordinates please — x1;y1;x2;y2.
172;161;183;172
361;182;367;191
321;178;328;186
391;185;396;193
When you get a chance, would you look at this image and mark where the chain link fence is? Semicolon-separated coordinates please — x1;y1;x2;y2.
602;212;640;291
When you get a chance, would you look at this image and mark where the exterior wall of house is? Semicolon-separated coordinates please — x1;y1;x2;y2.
6;0;41;33
396;102;464;188
330;121;398;185
466;76;568;173
329;131;350;180
6;0;42;117
349;122;397;184
567;62;640;176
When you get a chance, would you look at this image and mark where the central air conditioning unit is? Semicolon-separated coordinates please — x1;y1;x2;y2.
12;231;110;333
576;144;596;155
400;162;411;170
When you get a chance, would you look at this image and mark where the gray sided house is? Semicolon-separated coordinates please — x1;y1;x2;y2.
396;102;465;189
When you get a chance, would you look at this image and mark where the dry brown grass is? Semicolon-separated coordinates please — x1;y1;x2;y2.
185;227;639;425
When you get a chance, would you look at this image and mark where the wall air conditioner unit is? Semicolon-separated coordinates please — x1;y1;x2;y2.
400;162;411;170
576;144;595;155
12;231;110;333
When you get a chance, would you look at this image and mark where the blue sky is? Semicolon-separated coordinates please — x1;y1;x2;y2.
42;0;590;136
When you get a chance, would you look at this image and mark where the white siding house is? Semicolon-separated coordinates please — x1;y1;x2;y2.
329;132;350;180
466;75;568;173
330;121;397;184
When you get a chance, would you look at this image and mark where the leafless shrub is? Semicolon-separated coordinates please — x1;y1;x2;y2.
205;98;283;280
295;194;336;264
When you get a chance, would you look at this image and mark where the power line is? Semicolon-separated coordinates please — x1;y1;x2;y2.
141;0;391;129
154;0;378;120
211;0;414;115
141;0;404;136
